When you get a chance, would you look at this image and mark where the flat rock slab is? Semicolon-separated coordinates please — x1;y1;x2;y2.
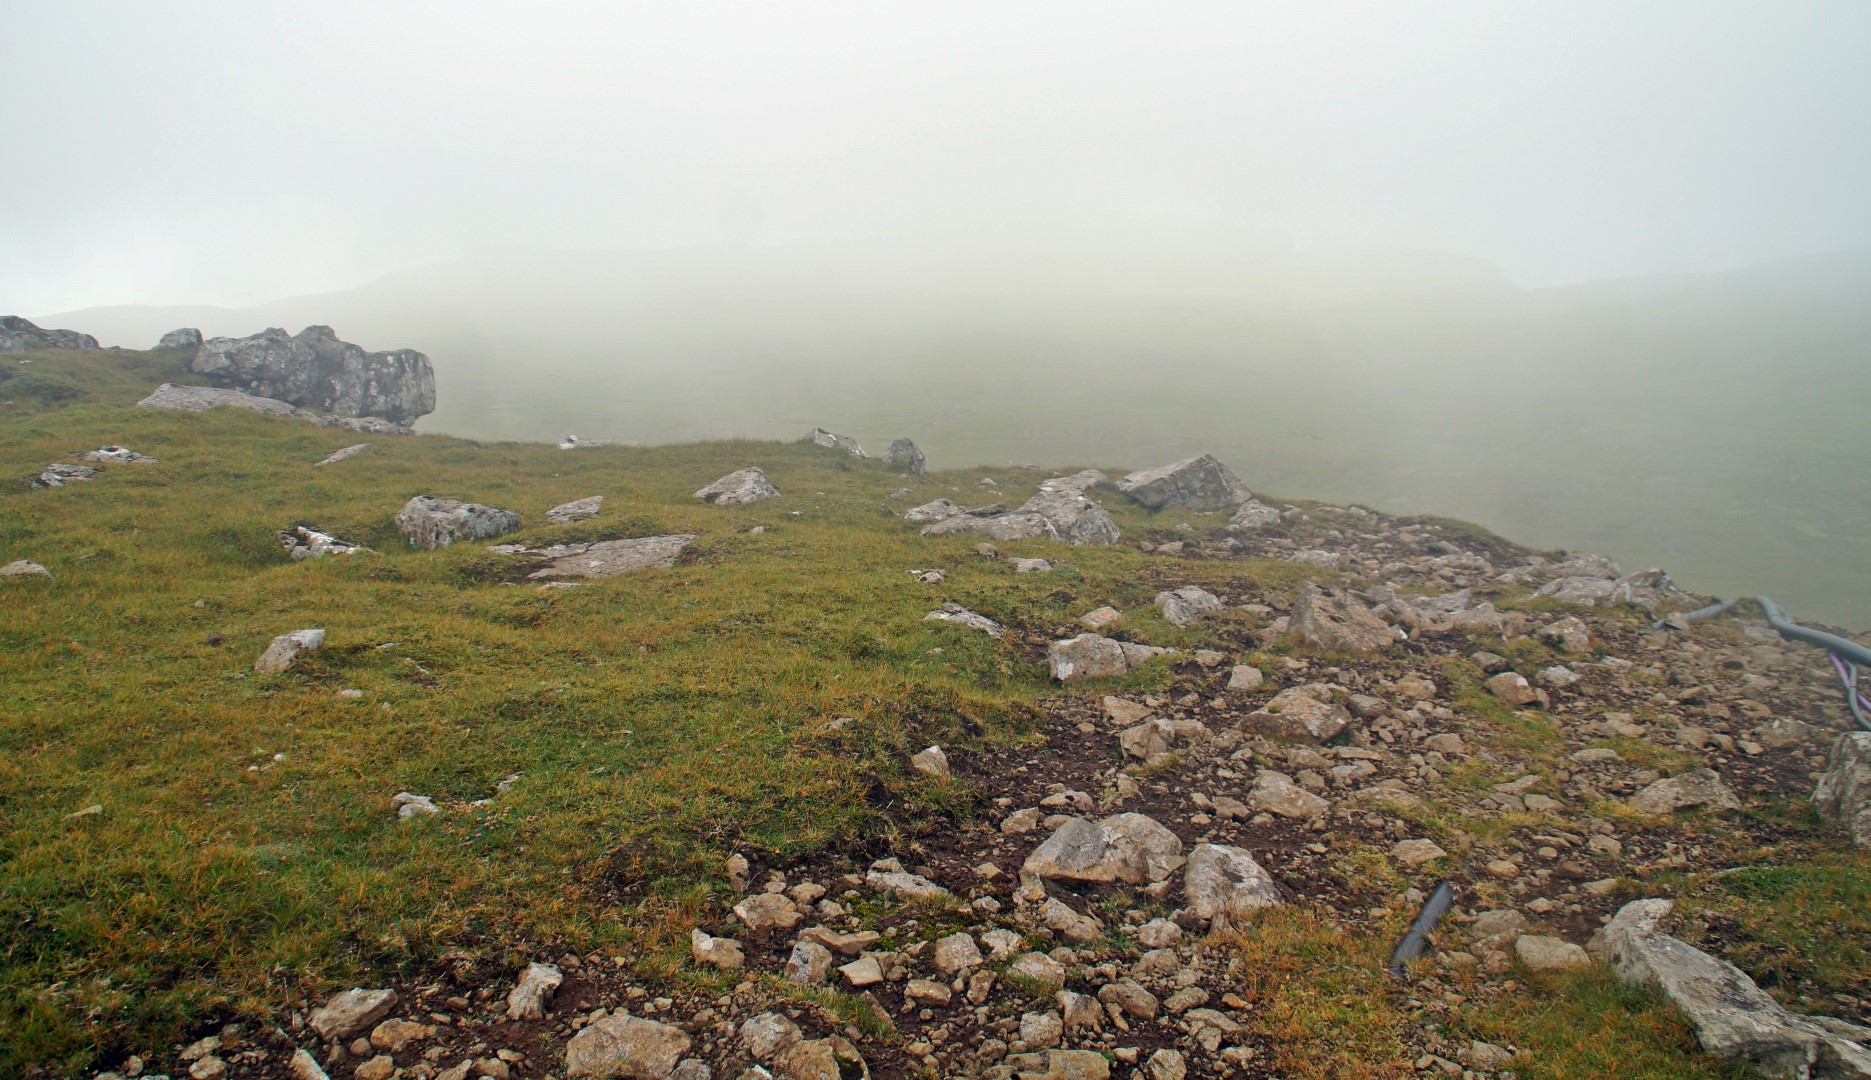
546;496;604;524
525;535;697;579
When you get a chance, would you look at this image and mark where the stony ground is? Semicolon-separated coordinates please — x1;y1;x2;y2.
127;501;1871;1080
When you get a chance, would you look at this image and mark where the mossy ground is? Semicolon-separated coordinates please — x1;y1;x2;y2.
1;346;1864;1077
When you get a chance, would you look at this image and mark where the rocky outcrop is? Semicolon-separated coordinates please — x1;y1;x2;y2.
395;496;521;549
1600;899;1871;1078
1116;455;1251;512
190;325;435;425
1814;733;1871;849
884;438;926;474
157;328;203;349
137;383;411;434
807;427;866;457
0;316;98;352
695;467;780;506
922;473;1119;546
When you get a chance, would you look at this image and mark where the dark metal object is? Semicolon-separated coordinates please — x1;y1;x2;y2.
1659;596;1871;731
1386;880;1456;976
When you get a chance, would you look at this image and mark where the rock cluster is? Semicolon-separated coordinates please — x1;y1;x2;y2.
923;472;1120;546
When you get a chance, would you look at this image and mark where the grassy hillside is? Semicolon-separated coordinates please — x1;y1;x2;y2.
3;345;1867;1079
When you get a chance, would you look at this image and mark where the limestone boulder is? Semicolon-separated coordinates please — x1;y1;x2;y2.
524;535;696;579
1154;586;1224;628
1629;769;1741;816
1242;687;1352;744
506;962;564;1021
695;467;780;506
395;496;520;549
1814;733;1871;849
883;438;926;475
1182;843;1282;925
309;988;397;1041
191;325;434;424
1047;634;1172;681
0;316;98;352
565;1013;691;1078
1290;582;1394;653
255;629;325;674
1023;813;1185;885
1116;455;1251;511
547;496;603;524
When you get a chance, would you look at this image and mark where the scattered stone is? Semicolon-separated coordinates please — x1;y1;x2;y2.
1119;719;1176;761
933;932;983;973
1228;500;1281;531
924;602;1004;636
1628;769;1742;815
369;1018;434;1053
1539;616;1592;654
903;499;963;524
391;792;439;819
772;1037;869;1080
1047;634;1172;681
1154;586;1224;628
287;1048;331;1080
1023;813;1186;885
691;929;745;970
910;745;951;779
396;496;520;549
732;893;803;934
696;467;781;506
740;1012;803;1062
254;629;325;673
785;939;834;985
506;962;564;1020
839;955;884;988
280;525;370;559
1248;770;1329;819
865;869;952;902
565;1013;692;1078
1242;686;1352;744
1078;606;1122;630
1392;839;1448;868
309;988;398;1041
522;534;698;579
1538;664;1581;688
922;473;1119;546
547;496;604;524
1116;455;1251;511
76;445;157;463
33;462;97;488
1012;558;1053;573
1485;671;1537;707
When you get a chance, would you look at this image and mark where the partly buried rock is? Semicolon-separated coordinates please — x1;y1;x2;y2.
1814;732;1871;849
137;384;409;434
32;463;96;488
695;467;780;506
1601;898;1871;1078
1248;771;1329;819
1182;843;1282;926
924;602;1004;637
1628;769;1741;816
883;437;926;475
1023;813;1185;885
1154;586;1224;628
315;442;370;467
523;535;696;579
1290;582;1395;653
280;525;370;559
807;427;866;457
1227;499;1282;531
1242;686;1353;744
903;498;962;524
565;1013;691;1078
157;327;203;349
1116;455;1251;512
0;315;98;352
506;962;564;1021
0;560;51;579
309;988;398;1041
76;445;157;463
922;472;1119;546
546;496;603;524
190;325;435;425
255;629;324;673
396;496;520;549
1047;634;1173;682
1515;935;1590;973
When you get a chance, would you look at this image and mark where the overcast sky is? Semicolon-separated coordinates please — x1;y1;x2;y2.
6;1;1869;313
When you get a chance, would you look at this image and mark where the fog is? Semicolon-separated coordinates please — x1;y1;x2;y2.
7;2;1871;310
11;2;1871;624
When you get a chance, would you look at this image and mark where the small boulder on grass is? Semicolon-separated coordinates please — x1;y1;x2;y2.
255;629;324;673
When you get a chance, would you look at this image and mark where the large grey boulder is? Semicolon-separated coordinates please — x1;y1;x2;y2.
1291;582;1395;653
191;325;435;424
695;467;780;506
807;427;866;457
922;472;1119;546
1116;455;1251;512
1023;813;1185;885
157;327;203;349
1814;733;1871;849
1182;843;1282;925
0;316;98;352
396;496;521;549
883;438;926;475
565;1012;692;1078
1601;898;1871;1078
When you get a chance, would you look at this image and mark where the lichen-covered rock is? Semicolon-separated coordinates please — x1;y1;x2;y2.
1815;732;1871;849
695;467;780;506
1228;499;1281;531
1116;455;1251;511
922;473;1119;546
31;463;96;488
1290;582;1394;653
1047;634;1173;681
524;535;696;579
137;383;411;433
396;496;520;549
565;1013;691;1078
1182;843;1282;924
190;325;435;424
157;327;203;349
903;498;961;524
883;438;926;474
1023;813;1185;885
281;525;370;559
0;316;98;352
1242;687;1352;744
1154;586;1224;628
924;602;1004;636
807;427;866;457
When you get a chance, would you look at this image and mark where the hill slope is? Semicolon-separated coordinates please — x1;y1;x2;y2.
3;347;1869;1078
